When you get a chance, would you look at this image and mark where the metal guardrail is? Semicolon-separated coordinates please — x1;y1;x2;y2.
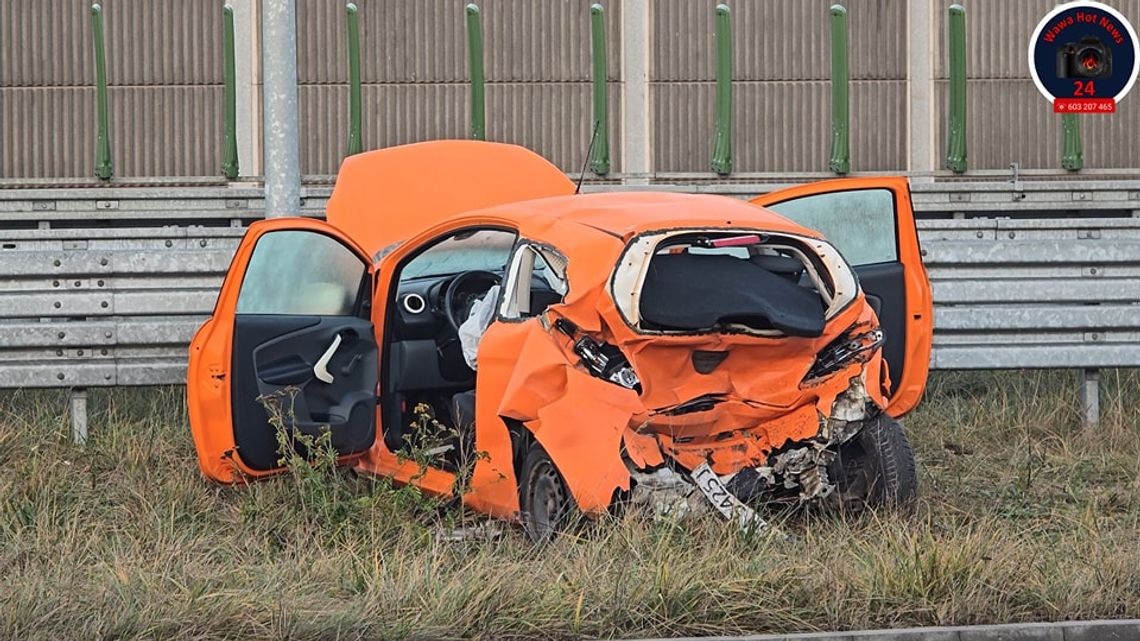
3;178;1140;439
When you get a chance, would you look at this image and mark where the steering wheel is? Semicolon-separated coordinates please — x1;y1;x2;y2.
441;270;502;332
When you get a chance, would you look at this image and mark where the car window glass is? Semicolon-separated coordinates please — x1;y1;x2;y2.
236;230;365;315
400;229;517;279
766;189;897;266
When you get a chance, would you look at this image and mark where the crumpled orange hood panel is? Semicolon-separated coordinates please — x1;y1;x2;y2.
326;140;575;258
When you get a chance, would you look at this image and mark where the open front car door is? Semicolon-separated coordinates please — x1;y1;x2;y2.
188;218;379;483
751;177;933;417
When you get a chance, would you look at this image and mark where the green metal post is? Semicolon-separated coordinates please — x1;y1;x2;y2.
589;4;610;175
1061;113;1083;171
345;3;363;156
221;5;239;178
828;5;849;175
90;3;113;180
466;4;486;141
710;4;732;175
946;4;967;173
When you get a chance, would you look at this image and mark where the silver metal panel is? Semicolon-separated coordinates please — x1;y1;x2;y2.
0;362;118;387
932;345;1140;370
935;305;1140;330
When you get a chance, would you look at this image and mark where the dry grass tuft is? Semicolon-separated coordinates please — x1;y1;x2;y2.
2;370;1139;640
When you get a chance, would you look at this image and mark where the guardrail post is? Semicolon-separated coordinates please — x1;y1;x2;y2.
1061;114;1083;171
71;389;89;444
589;4;610;175
710;4;733;175
222;5;240;178
1078;369;1100;427
945;4;967;173
828;5;849;175
466;4;486;141
90;4;113;180
345;3;363;156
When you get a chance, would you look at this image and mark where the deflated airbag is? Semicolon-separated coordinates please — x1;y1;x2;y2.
639;253;825;337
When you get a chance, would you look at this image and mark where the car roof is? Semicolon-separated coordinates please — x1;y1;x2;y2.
478;191;822;242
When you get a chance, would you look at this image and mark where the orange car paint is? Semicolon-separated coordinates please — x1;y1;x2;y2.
326;140;575;259
187;217;375;483
751;177;933;417
189;141;932;522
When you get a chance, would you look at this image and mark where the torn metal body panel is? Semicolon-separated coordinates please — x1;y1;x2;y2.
188;142;930;536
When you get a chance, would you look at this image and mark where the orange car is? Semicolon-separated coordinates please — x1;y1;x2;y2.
188;140;932;539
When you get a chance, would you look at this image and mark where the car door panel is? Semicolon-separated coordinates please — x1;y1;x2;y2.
751;177;932;417
231;315;378;471
852;262;908;394
188;218;379;483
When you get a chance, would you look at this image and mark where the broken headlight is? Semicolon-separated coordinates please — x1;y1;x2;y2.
805;325;884;381
554;318;642;393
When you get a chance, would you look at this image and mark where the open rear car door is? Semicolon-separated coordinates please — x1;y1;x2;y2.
751;177;933;417
188;218;379;483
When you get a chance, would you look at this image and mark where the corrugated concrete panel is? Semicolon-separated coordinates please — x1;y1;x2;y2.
299;81;621;175
1;0;222;86
483;0;622;81
297;0;618;85
654;80;903;172
104;0;223;85
2;0;96;86
0;86;223;179
934;79;1140;170
299;84;468;175
928;0;1140;170
298;0;466;84
108;86;224;177
486;82;622;171
934;0;1140;79
0;88;96;178
652;0;905;82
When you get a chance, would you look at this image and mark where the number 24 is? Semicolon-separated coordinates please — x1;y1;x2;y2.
1074;80;1096;97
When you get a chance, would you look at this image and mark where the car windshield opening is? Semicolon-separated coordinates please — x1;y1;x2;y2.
638;233;828;337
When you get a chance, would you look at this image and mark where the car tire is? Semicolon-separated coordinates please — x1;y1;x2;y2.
519;443;578;542
830;413;917;511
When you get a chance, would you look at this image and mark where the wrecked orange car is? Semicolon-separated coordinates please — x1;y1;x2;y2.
188;140;933;540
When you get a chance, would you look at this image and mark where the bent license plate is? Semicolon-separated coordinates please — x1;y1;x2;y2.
690;463;767;530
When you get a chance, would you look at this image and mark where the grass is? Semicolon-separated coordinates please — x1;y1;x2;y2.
2;370;1139;640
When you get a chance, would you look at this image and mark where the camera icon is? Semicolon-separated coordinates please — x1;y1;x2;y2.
1057;36;1113;79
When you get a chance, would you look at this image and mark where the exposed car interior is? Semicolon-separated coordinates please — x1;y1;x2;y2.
638;232;834;338
382;228;568;471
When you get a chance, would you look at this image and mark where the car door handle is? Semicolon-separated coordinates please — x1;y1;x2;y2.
313;334;343;384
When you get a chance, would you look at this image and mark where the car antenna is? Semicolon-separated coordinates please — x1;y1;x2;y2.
575;119;601;195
